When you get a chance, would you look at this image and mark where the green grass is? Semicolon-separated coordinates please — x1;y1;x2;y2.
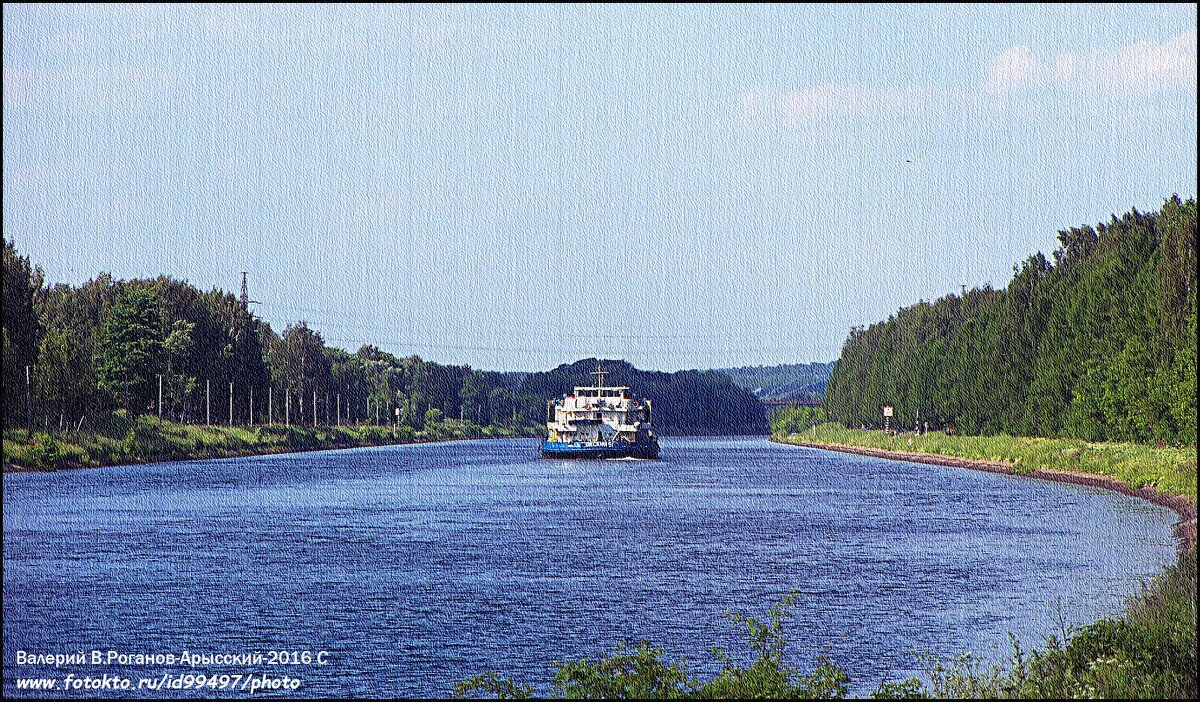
2;414;542;471
776;423;1197;500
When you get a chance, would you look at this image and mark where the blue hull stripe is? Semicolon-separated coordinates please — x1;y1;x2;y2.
540;440;660;460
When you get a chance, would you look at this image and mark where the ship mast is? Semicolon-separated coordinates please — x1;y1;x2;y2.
591;362;607;390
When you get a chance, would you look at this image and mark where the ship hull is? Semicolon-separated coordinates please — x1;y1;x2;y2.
540;440;660;460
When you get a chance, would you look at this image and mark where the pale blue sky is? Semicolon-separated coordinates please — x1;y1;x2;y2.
4;4;1196;371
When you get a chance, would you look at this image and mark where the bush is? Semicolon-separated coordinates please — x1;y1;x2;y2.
454;593;850;699
30;432;62;465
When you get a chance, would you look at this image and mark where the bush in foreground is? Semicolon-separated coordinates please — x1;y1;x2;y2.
454;594;847;700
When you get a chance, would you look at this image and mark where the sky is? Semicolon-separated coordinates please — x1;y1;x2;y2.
4;4;1197;372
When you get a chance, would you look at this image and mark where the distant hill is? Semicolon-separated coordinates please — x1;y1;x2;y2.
715;361;836;401
519;358;769;435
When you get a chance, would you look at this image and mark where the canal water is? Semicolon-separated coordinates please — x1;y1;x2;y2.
3;437;1177;697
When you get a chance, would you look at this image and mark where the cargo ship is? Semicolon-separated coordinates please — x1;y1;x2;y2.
540;363;661;459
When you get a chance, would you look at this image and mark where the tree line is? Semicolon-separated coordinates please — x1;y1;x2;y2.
2;243;769;436
822;195;1197;446
1;247;529;434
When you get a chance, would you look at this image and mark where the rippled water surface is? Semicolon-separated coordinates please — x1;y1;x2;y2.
3;437;1177;696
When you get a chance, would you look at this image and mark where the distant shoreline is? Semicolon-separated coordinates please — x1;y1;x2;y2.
2;434;533;474
777;437;1197;553
1;421;542;475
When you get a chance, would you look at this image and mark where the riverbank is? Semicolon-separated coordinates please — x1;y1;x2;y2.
775;424;1197;552
2;417;542;473
772;426;1196;697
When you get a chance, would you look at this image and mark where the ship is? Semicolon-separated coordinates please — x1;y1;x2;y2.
540;363;661;459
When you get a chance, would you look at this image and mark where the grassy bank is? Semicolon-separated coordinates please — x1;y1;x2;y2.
776;423;1197;501
2;415;541;472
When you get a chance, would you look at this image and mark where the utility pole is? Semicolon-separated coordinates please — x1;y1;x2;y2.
313;390;317;427
157;375;163;420
25;365;32;432
337;394;341;427
285;390;290;427
206;379;211;426
268;387;273;425
249;387;254;427
229;382;234;426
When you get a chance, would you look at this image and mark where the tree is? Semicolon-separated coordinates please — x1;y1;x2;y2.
2;238;42;428
460;371;489;424
267;322;332;424
488;386;516;426
164;319;197;423
34;326;96;430
94;287;164;417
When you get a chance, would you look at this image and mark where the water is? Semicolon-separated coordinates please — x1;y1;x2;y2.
3;436;1178;697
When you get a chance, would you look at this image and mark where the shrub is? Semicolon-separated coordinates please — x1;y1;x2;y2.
30;432;62;466
454;593;851;699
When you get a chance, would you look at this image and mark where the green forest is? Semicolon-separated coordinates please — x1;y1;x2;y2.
823;196;1197;446
1;242;766;446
